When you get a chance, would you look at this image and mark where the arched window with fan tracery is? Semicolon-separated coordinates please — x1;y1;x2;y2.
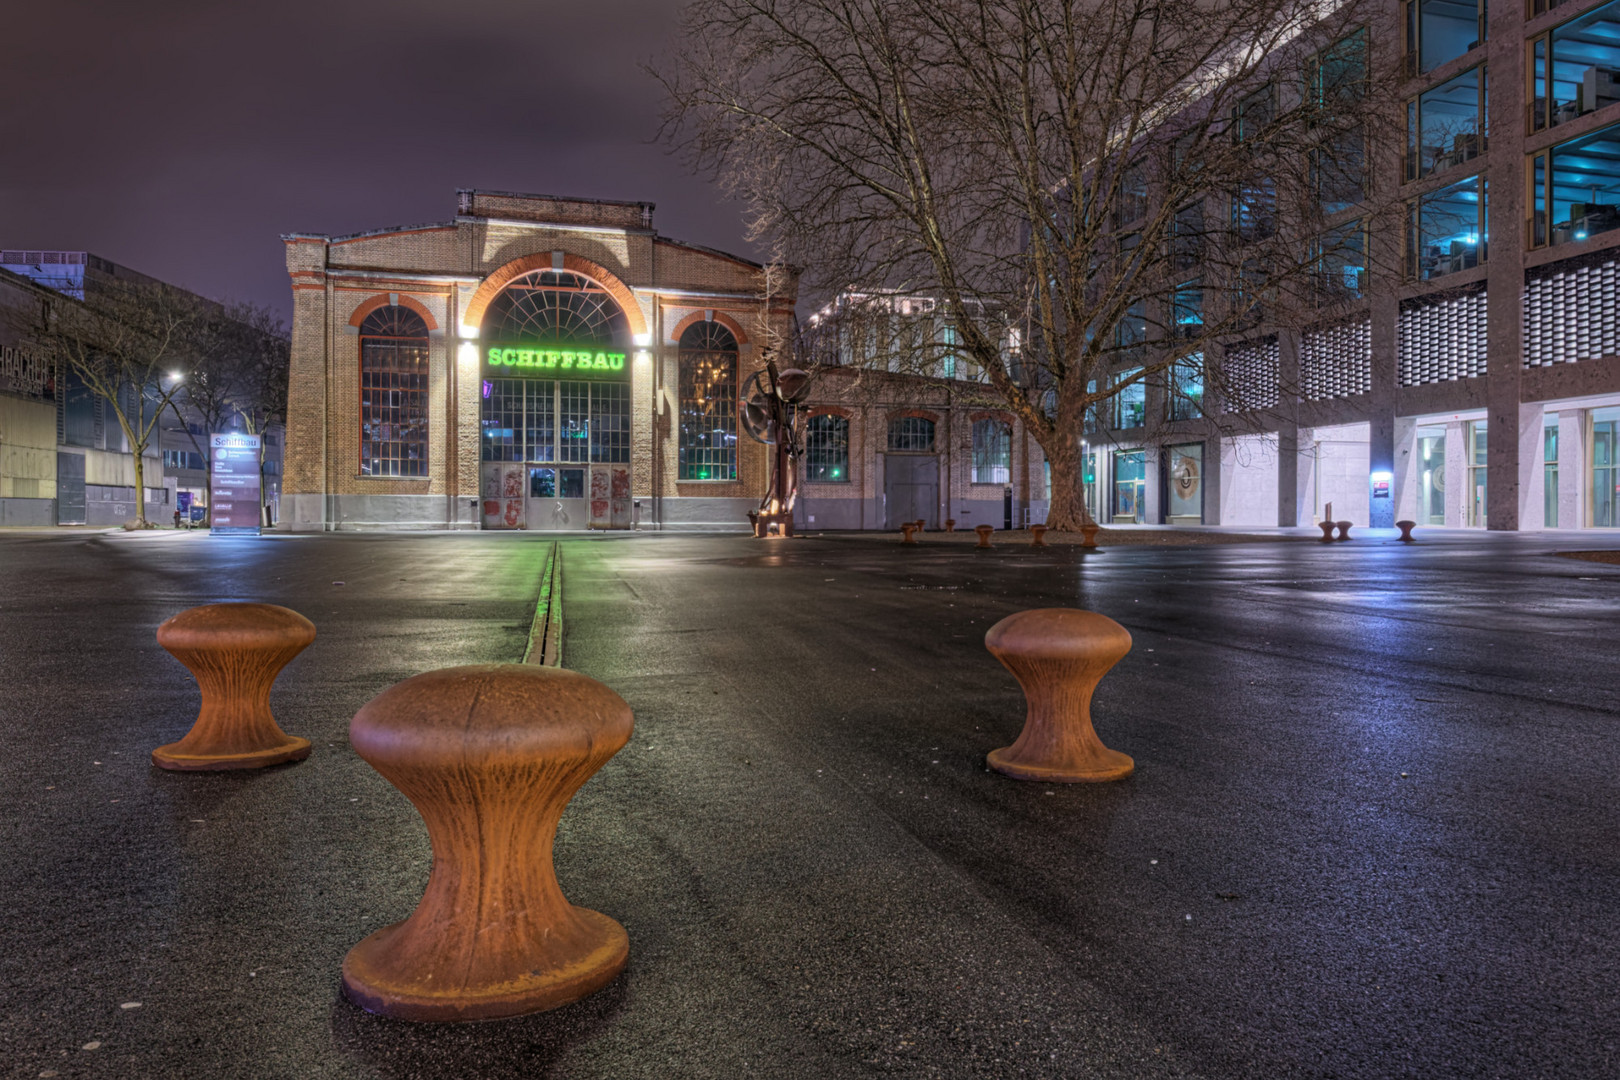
678;320;738;481
359;305;429;477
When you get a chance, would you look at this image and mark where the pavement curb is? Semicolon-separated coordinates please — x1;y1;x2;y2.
522;541;563;667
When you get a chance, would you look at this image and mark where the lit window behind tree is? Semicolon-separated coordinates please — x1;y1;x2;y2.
678;321;738;480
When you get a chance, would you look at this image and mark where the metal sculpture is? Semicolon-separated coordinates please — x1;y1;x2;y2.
740;361;813;538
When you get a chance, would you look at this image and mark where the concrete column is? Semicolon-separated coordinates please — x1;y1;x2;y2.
1392;416;1419;524
1559;409;1586;529
1368;297;1399;529
1485;0;1528;530
1201;436;1222;525
1277;330;1301;527
1518;403;1548;530
1444;421;1467;528
1297;429;1318;526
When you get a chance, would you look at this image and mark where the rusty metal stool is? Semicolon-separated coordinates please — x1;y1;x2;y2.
975;524;994;548
1335;520;1352;541
1030;524;1048;547
342;664;633;1022
944;518;956;532
901;523;918;544
1080;522;1100;549
1318;520;1337;542
1396;520;1416;542
985;609;1134;782
152;603;314;771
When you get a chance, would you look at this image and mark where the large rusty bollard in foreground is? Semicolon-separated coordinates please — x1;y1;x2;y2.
152;603;314;770
1396;519;1417;542
975;524;994;548
1318;520;1337;542
900;523;918;544
985;609;1134;783
1080;522;1101;549
1030;524;1048;547
342;664;632;1022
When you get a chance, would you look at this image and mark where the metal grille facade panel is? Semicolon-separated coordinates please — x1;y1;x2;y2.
1524;259;1620;368
1398;289;1487;386
1219;337;1280;412
1301;316;1373;400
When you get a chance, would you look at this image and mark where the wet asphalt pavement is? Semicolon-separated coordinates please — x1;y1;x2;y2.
2;528;1618;1079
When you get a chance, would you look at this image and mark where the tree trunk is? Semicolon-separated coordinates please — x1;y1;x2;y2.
132;448;148;527
1041;437;1094;532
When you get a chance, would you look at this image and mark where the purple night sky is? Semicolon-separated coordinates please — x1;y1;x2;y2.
1;0;755;322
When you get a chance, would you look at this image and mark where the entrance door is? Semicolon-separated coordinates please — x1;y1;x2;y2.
884;454;938;528
524;466;588;530
482;462;526;529
56;452;85;525
587;465;631;529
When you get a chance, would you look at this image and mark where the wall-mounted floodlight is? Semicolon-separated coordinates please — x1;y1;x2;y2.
458;322;479;340
633;332;651;348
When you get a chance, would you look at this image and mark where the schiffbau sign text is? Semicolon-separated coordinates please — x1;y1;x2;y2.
486;347;626;376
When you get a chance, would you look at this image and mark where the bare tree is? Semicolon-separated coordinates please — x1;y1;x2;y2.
658;0;1400;529
10;282;202;527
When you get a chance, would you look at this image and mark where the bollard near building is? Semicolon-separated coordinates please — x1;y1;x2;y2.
901;523;918;544
1080;522;1100;549
944;519;956;532
975;524;994;548
341;664;633;1022
1030;524;1048;547
984;609;1134;782
1318;520;1337;542
151;603;315;771
1396;520;1417;542
1335;520;1353;541
913;518;925;532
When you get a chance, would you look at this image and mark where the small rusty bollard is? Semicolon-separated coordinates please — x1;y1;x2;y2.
985;609;1134;782
1080;522;1100;549
1030;524;1048;547
342;664;632;1022
1335;520;1352;541
944;518;956;532
1318;520;1337;542
975;524;994;548
913;518;925;532
901;523;918;544
1396;520;1416;542
152;603;314;770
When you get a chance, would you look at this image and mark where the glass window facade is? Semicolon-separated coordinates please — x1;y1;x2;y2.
887;416;936;452
1418;427;1447;524
1530;0;1620;132
1530;119;1620;248
359;306;429;477
1469;421;1488;527
480;378;626;464
1169;355;1204;421
805;414;849;482
1166;444;1204;521
1173;280;1203;340
1405;0;1484;74
1113;369;1145;429
678;322;739;481
1317;220;1368;299
972;419;1011;484
1408;174;1487;279
1406;66;1486;181
1315;126;1367;213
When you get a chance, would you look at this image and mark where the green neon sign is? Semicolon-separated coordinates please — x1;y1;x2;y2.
485;345;627;376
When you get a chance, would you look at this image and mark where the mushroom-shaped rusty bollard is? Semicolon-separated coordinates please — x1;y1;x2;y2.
984;609;1134;782
913;518;926;532
1335;520;1352;541
1030;524;1048;547
1318;520;1337;542
1396;520;1416;542
152;603;315;771
1080;522;1101;549
900;523;918;544
342;664;632;1022
944;518;956;532
975;524;994;548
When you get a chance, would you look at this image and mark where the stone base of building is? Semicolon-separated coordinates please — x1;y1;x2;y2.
0;497;53;526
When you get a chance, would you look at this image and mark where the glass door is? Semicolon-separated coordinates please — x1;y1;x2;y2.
1468;422;1487;527
1594;408;1620;527
1417;427;1446;524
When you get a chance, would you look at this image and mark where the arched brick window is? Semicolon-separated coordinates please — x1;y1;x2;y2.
359;305;429;477
887;415;936;452
678;321;738;480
